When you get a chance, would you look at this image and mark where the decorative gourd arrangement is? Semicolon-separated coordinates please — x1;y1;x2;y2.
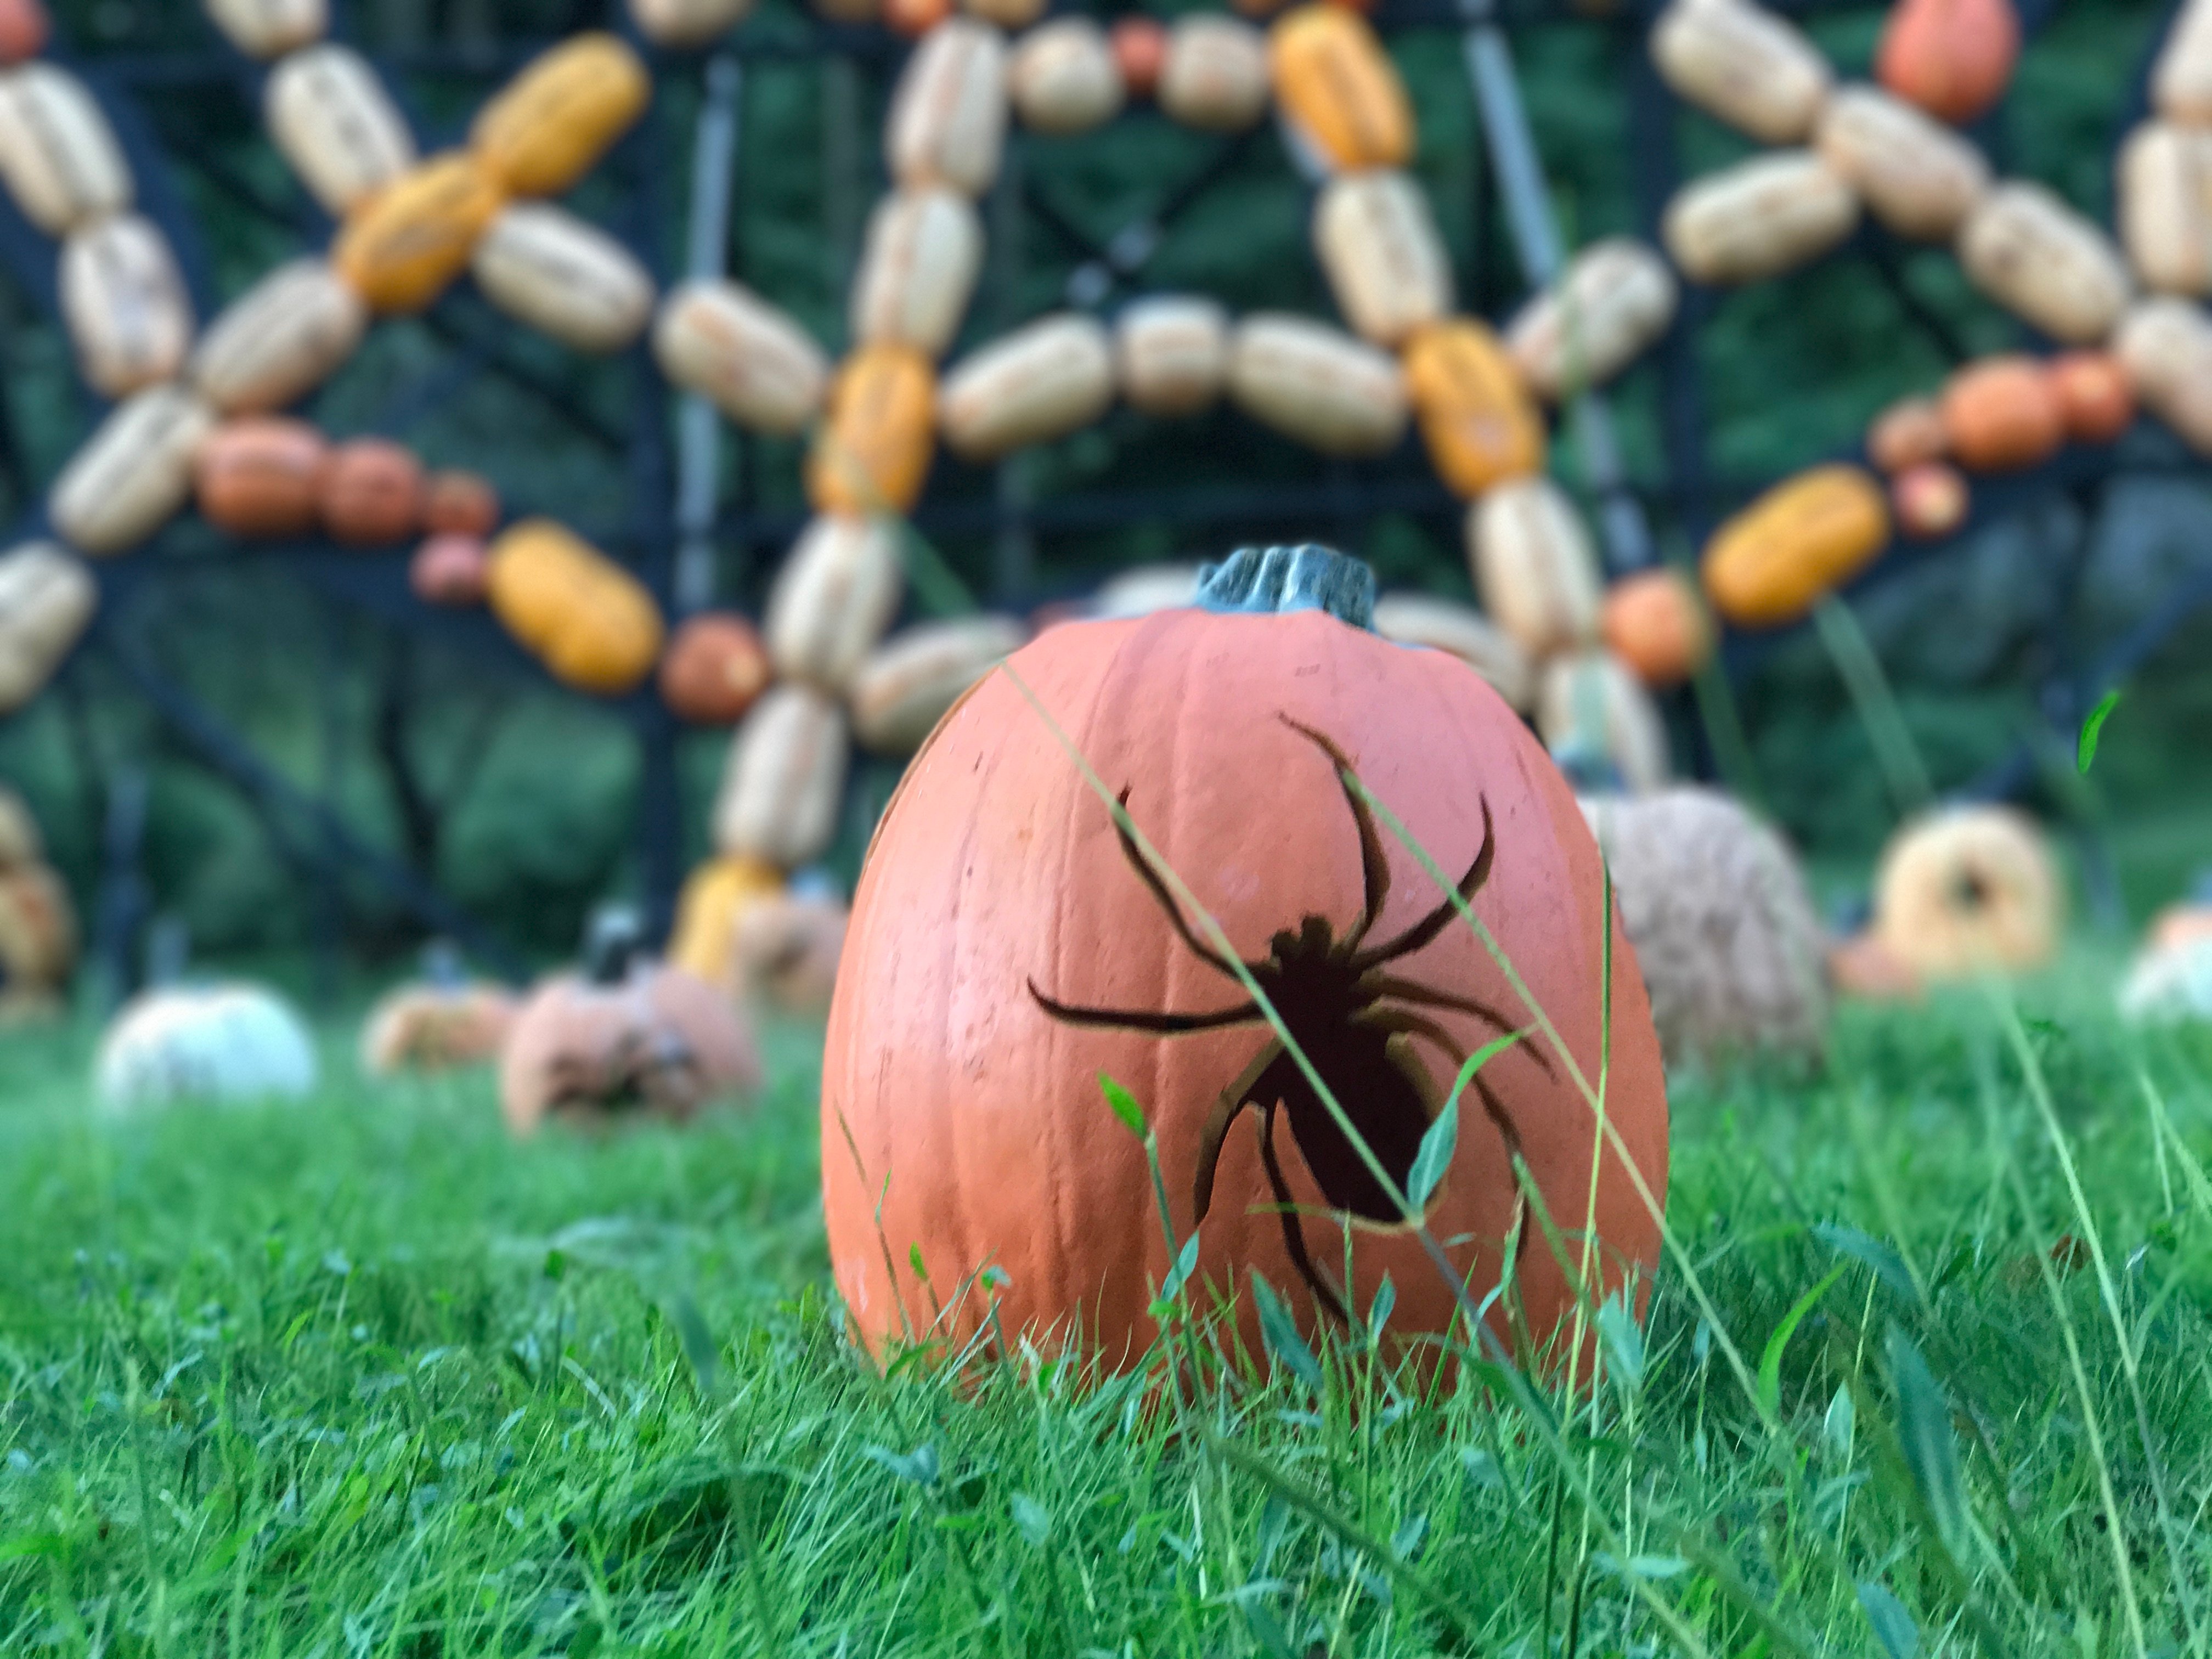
0;783;75;1021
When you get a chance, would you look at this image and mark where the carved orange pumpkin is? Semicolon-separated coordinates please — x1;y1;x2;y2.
659;612;773;725
822;545;1668;1369
1940;356;2063;473
1877;0;2019;127
195;418;328;538
320;439;424;545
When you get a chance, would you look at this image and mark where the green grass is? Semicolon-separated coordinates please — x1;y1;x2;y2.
3;970;2212;1657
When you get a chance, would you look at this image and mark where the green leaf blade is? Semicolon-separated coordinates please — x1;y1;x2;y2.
2077;687;2122;775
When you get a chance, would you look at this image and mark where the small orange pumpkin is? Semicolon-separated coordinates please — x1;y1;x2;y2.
659;612;773;725
1601;567;1712;689
422;470;501;538
1111;18;1168;98
195;419;328;538
409;534;490;606
2050;352;2136;444
885;0;951;34
1940;356;2063;473
1891;462;1969;539
320;439;424;545
1701;465;1892;628
805;345;937;516
1866;397;1948;474
0;0;49;63
1877;0;2019;127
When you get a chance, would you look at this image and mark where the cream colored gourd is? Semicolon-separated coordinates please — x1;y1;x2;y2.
1651;0;1832;145
50;385;215;557
1957;183;2132;345
59;215;194;398
1227;314;1407;455
939;313;1115;460
189;258;368;415
765;515;906;692
2120;124;2212;296
652;279;828;436
1505;238;1678;402
469;203;656;354
1312;170;1453;348
849;616;1025;754
0;63;132;235
1114;295;1229;416
2155;0;2212;125
1874;808;2061;980
885;18;1007;198
0;542;95;715
1158;14;1270;131
1815;84;1989;242
1663;151;1859;285
1538;650;1671;793
1469;475;1603;659
2117;298;2212;453
264;46;416;216
97;984;318;1110
713;686;850;869
1009;19;1124;136
1370;592;1534;712
629;0;754;47
205;0;327;59
849;185;984;360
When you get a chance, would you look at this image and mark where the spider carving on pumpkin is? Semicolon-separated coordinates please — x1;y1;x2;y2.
1029;716;1548;1324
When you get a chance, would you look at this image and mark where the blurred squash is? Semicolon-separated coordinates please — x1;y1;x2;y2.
1468;476;1602;658
1891;462;1968;539
0;0;49;64
1158;14;1269;131
470;32;649;199
1268;5;1412;171
733;887;848;1014
0;542;95;716
422;470;500;537
1601;567;1711;689
1663;151;1858;286
50;385;216;557
1536;649;1671;794
486;518;665;695
205;0;328;59
1877;0;2018;128
1009;19;1124;136
1957;184;2131;346
59;215;194;398
939;313;1115;461
849;186;985;360
2119;123;2212;297
2118;298;2212;454
1700;465;1891;628
654;279;830;436
1650;0;1830;145
1401;318;1544;499
805;346;937;516
630;0;754;47
1114;295;1229;417
0;63;132;235
660;612;773;725
266;45;416;217
1505;238;1678;402
884;0;951;36
849;615;1024;754
1312;170;1453;348
190;258;368;415
1370;592;1533;711
1874;807;2059;980
409;534;490;606
961;0;1039;28
2050;351;2135;443
97;984;318;1110
1227;313;1406;455
195;417;328;538
1111;17;1168;99
1939;356;2063;472
1815;84;1989;242
1866;396;1948;473
470;202;656;354
332;151;505;315
319;438;423;545
713;685;850;868
360;978;515;1075
885;18;1008;198
2155;0;2212;125
668;855;785;990
765;515;905;691
0;862;74;1020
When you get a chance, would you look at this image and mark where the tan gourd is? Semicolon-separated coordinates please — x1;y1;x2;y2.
2119;123;2212;296
652;279;829;436
469;202;656;354
1663;151;1859;286
1505;238;1678;402
1312;170;1453;348
765;515;906;691
1651;0;1832;145
629;0;754;47
885;17;1008;198
1227;314;1407;455
1156;14;1270;132
1815;83;1989;242
1875;808;2061;979
849;185;984;360
204;0;327;59
1114;295;1229;416
1468;476;1603;658
1957;183;2132;345
713;685;851;868
2117;298;2212;453
59;215;194;398
0;62;133;235
1369;591;1534;712
470;32;649;200
1009;18;1124;136
849;615;1025;754
49;385;216;557
0;542;95;716
189;258;368;415
264;46;417;217
2155;0;2212;126
1537;650;1671;793
939;313;1115;460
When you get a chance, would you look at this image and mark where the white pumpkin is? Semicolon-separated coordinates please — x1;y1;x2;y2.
96;983;318;1109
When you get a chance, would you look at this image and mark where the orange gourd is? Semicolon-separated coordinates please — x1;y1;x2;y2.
2050;352;2136;444
821;545;1668;1370
1701;464;1891;628
409;534;490;606
1940;356;2063;473
331;152;505;315
806;345;937;516
1601;568;1711;689
1866;397;1947;473
486;518;665;695
884;0;951;36
1111;18;1168;98
1877;0;2019;127
660;612;773;725
319;439;424;545
1401;319;1544;500
195;419;328;538
1;0;49;65
422;470;501;538
470;33;650;199
1892;462;1969;539
669;855;787;990
1268;5;1413;171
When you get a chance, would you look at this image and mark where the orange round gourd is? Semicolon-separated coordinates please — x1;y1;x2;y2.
1111;18;1169;98
409;534;490;606
1892;461;1969;539
885;0;952;34
1601;567;1711;689
422;470;501;537
821;545;1669;1370
1940;356;2063;473
0;0;50;65
660;612;773;725
195;418;328;538
1866;396;1948;473
1877;0;2019;127
2050;352;2135;444
1701;464;1892;628
320;439;424;545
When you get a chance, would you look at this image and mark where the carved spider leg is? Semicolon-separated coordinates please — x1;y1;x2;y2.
1361;973;1558;1078
1191;1038;1285;1221
1256;1097;1355;1328
1278;717;1391;953
1350;797;1494;972
1105;785;1248;981
1026;983;1264;1034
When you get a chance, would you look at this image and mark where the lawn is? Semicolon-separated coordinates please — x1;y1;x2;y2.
2;967;2209;1657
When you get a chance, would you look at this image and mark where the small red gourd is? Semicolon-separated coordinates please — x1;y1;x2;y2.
195;418;328;538
1892;462;1969;539
1110;18;1169;99
659;612;773;725
1866;397;1947;475
2049;353;2135;444
1940;356;2063;473
1601;567;1711;689
0;0;49;63
409;534;490;606
422;470;501;538
1877;0;2020;127
320;439;424;545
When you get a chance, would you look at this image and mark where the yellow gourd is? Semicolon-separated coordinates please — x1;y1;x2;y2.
1701;464;1891;628
1268;5;1413;171
486;519;665;695
806;345;938;516
332;151;505;314
470;32;650;199
668;855;786;990
1402;319;1544;499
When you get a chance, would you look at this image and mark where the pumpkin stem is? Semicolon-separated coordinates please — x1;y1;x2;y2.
583;905;643;986
1196;544;1375;631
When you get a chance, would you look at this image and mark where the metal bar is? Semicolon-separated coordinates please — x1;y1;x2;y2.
675;54;744;616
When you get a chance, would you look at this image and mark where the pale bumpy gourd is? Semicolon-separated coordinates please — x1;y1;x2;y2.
2155;0;2212;125
1227;313;1407;455
1537;650;1671;793
1815;84;1989;242
1651;0;1832;145
469;202;656;354
0;542;96;715
1157;14;1269;132
885;18;1008;198
1874;808;2061;980
97;984;318;1110
938;313;1115;461
59;214;194;398
204;0;328;59
189;258;368;415
849;615;1025;754
1505;238;1678;402
1663;151;1859;285
49;385;215;556
2117;298;2212;453
2120;124;2212;296
0;62;132;235
264;45;416;217
1370;591;1534;712
849;185;984;360
1113;295;1229;416
653;279;828;436
714;685;851;868
1957;183;2132;345
1312;170;1453;348
629;0;754;48
765;515;906;692
1009;18;1124;136
1469;475;1603;658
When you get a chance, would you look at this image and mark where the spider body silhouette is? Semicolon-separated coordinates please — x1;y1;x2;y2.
1029;716;1548;1322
